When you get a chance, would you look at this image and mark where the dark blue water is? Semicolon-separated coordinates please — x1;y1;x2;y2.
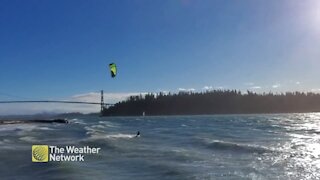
1;114;320;180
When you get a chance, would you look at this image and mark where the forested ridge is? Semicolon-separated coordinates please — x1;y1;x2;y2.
102;90;320;116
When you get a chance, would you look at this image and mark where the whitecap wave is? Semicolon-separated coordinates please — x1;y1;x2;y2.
72;119;87;125
19;136;38;142
89;133;137;140
200;139;274;154
98;121;119;128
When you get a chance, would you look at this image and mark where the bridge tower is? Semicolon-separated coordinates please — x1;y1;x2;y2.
100;90;104;114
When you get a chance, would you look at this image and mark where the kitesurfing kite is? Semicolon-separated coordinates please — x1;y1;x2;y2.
109;63;117;78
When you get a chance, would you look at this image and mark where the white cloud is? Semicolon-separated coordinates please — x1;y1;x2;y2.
250;86;261;89
157;90;169;94
311;88;320;92
296;81;301;85
272;84;280;88
178;88;195;92
160;91;169;95
202;86;213;91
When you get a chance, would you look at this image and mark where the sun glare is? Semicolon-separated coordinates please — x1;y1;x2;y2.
308;1;320;33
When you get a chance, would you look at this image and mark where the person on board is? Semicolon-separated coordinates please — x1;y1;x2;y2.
135;131;140;137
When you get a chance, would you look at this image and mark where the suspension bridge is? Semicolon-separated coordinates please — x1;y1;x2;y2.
0;90;114;114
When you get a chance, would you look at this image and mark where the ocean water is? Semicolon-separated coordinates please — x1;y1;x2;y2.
1;113;320;180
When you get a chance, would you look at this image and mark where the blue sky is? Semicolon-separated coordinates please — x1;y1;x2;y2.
0;0;320;114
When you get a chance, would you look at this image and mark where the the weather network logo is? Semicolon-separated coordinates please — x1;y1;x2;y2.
32;145;101;162
32;145;49;162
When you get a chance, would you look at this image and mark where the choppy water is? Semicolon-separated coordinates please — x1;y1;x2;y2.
1;113;320;180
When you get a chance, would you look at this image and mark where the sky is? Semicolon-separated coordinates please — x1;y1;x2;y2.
0;0;320;114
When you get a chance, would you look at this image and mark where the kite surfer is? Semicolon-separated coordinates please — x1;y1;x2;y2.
135;131;140;137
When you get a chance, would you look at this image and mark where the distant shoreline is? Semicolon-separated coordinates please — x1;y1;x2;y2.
1;111;319;119
102;90;320;116
102;111;320;117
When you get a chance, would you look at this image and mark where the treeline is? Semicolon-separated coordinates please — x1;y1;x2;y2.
102;90;320;116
